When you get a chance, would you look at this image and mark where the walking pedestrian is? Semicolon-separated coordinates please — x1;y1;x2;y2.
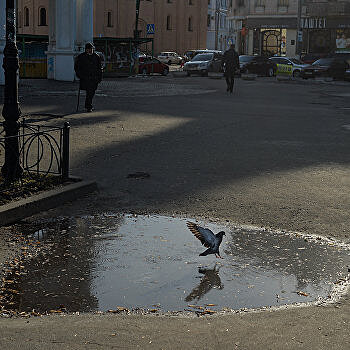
223;44;239;94
74;42;103;112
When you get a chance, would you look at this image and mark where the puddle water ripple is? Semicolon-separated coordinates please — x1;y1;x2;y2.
1;214;350;314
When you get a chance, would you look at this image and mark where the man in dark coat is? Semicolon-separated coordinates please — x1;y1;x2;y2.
74;42;103;112
223;44;239;93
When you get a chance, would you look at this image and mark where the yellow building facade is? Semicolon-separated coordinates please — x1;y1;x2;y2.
17;0;208;56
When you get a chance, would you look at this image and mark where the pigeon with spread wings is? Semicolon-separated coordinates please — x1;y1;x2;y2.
186;221;225;258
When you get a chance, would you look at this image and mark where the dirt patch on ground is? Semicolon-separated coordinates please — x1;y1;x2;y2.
0;175;63;206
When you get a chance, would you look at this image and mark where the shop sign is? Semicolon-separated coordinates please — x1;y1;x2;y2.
246;17;296;29
301;17;326;29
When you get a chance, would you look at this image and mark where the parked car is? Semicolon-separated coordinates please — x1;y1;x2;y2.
139;57;169;75
300;57;349;80
157;51;183;65
328;52;350;64
333;53;350;81
138;52;147;58
183;51;223;76
345;67;350;81
239;55;276;77
269;56;309;77
300;53;328;64
95;51;106;70
183;49;216;62
183;49;201;62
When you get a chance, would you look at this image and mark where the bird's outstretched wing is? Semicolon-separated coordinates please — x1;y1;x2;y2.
186;222;216;248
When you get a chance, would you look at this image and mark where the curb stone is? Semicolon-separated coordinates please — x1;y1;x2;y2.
0;179;98;226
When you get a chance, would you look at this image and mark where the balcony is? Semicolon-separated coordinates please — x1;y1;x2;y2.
306;1;350;16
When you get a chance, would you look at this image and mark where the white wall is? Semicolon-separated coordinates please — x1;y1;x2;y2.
286;29;297;57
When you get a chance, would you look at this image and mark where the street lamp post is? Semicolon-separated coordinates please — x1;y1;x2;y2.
134;0;141;40
296;0;302;58
133;0;141;74
215;0;219;50
1;0;22;182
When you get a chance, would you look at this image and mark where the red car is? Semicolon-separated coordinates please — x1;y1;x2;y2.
139;57;169;75
300;53;328;64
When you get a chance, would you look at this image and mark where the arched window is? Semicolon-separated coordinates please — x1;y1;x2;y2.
39;7;47;26
166;15;172;30
24;7;29;27
107;11;113;27
188;17;193;31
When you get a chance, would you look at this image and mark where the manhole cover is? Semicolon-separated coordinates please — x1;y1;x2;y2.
1;214;349;315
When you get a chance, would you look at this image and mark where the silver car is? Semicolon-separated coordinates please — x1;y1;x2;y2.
183;51;223;76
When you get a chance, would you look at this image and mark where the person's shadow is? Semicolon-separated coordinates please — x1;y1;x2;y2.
185;264;223;302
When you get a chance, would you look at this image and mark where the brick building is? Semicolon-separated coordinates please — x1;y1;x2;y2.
16;0;208;56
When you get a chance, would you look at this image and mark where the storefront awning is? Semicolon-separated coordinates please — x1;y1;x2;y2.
246;17;297;29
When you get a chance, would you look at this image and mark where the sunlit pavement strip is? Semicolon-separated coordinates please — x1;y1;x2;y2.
1;213;349;317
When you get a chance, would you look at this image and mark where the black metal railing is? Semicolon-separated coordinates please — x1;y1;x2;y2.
0;120;70;183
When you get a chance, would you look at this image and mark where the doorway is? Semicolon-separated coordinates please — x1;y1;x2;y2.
260;28;286;56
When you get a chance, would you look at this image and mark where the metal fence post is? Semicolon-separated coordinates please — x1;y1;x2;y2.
62;122;70;180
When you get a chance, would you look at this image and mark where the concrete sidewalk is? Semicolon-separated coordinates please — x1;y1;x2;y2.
1;76;350;349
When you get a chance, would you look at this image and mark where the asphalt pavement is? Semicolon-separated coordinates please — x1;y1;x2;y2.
1;74;350;349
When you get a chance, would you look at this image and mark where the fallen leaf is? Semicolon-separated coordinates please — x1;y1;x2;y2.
335;278;346;284
203;309;216;314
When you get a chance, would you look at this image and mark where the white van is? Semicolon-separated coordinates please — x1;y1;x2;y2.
157;52;183;65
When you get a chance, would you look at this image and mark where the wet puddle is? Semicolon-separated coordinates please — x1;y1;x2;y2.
1;214;350;315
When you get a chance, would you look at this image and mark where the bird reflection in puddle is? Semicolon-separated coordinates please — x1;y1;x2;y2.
185;264;223;302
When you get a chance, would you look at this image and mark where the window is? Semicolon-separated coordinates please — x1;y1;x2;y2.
107;11;113;27
255;0;265;6
24;7;29;27
188;17;193;31
166;15;172;30
39;7;47;26
189;0;194;5
277;0;289;6
167;0;173;3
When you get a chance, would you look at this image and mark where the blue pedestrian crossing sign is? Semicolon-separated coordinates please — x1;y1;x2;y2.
147;24;155;35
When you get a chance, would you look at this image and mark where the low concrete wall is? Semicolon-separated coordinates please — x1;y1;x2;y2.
0;180;98;226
